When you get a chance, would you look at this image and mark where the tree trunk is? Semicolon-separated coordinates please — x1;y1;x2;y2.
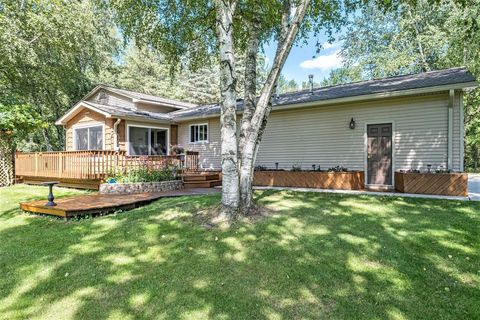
215;0;240;219
238;0;310;214
42;128;53;151
239;19;260;213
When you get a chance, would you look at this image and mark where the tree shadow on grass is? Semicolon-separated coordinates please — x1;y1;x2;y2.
0;191;479;319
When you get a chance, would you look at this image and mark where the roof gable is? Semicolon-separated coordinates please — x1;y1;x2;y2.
83;85;196;110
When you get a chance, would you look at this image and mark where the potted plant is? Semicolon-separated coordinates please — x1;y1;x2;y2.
170;145;185;157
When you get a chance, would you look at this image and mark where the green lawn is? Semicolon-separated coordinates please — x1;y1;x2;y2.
0;185;479;319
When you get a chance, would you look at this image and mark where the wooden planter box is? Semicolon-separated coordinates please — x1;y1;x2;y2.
394;172;468;196
253;171;364;190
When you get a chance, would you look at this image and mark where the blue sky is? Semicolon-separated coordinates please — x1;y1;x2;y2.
263;32;343;86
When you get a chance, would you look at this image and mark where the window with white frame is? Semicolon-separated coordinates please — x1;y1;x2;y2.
189;124;208;143
74;125;103;150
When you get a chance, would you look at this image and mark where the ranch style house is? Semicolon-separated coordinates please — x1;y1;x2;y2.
14;67;478;193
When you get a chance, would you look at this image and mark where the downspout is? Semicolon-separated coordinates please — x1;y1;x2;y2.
447;89;454;170
113;118;122;151
459;91;464;172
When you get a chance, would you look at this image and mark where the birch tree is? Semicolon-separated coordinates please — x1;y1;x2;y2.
110;0;352;218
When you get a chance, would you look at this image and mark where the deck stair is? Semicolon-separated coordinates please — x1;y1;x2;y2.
183;172;222;188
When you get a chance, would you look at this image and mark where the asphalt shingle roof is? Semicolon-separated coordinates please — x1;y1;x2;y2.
83;101;173;121
171;67;477;119
103;86;197;109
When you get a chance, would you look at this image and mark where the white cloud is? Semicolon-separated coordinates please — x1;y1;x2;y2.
299;51;343;70
322;42;335;49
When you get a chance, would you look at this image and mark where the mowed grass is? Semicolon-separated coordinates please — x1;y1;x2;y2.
0;184;479;320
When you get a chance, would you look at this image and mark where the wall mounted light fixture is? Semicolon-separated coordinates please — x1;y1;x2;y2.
349;117;356;129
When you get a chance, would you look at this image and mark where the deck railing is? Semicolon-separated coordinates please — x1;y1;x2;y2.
15;150;199;180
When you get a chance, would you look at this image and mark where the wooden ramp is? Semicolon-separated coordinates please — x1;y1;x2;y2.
20;188;220;218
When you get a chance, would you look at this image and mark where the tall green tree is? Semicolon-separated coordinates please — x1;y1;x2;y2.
320;66;362;86
0;103;44;186
0;0;119;151
277;74;299;93
97;45;271;105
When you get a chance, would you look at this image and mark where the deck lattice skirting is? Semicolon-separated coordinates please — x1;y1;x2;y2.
99;180;183;195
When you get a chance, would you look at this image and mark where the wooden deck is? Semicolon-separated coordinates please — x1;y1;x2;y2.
19;188;220;218
15;150;200;189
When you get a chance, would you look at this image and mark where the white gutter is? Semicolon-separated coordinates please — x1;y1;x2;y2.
459;91;465;172
113;118;122;151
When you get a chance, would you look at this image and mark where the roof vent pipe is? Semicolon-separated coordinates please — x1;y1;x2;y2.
308;74;314;94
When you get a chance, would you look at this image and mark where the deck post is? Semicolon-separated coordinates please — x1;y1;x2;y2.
34;153;38;176
58;152;63;178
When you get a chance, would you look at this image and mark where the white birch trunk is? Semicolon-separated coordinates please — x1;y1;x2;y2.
215;0;240;218
238;0;311;214
239;19;260;212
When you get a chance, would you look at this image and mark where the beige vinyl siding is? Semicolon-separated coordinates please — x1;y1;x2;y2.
178;119;221;170
258;93;450;171
87;91;135;109
177;91;463;172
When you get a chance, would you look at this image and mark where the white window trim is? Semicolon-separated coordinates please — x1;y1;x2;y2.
189;123;209;144
72;122;105;150
364;120;396;188
126;123;170;156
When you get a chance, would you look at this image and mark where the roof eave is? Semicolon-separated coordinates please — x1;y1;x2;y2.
172;81;478;122
116;115;174;124
131;98;190;109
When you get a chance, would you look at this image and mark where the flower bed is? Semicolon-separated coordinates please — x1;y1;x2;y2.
253;171;364;190
394;172;468;196
100;180;183;195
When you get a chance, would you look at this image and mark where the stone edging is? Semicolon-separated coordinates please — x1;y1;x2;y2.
99;180;183;194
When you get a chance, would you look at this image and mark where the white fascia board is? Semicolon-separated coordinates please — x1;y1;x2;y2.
55;102;111;126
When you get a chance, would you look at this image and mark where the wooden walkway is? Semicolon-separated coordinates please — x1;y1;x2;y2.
19;188;220;218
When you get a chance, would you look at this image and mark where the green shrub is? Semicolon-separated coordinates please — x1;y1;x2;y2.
106;166;179;183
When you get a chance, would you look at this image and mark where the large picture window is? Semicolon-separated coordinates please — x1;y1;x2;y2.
128;126;168;155
189;124;208;143
74;125;103;150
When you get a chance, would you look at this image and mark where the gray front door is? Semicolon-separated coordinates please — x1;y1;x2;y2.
367;123;393;185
